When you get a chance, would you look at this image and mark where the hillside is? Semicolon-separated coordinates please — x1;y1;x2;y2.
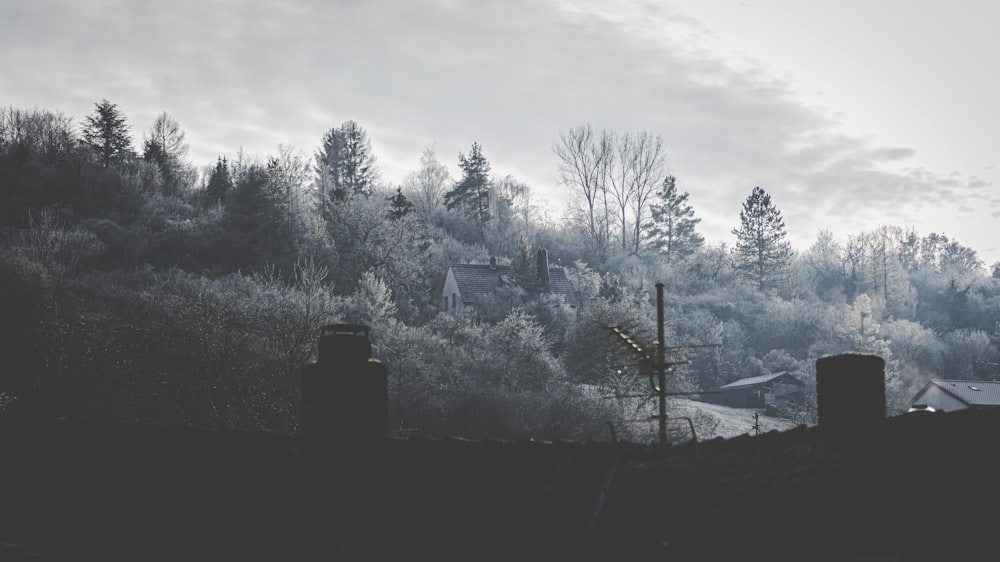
666;398;803;441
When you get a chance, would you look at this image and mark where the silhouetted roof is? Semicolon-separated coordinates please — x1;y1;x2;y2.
584;407;1000;561
5;404;1000;560
914;378;1000;406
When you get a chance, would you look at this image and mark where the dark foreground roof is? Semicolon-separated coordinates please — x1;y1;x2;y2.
0;416;626;561
4;407;1000;561
585;407;1000;561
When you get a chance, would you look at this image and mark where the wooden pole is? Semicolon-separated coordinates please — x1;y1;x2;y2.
656;282;667;447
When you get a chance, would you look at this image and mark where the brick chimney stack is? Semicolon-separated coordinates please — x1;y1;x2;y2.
300;324;388;555
816;353;886;437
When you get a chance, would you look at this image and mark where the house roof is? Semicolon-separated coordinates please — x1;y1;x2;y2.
914;378;1000;406
447;263;574;304
585;406;1000;561
6;389;1000;560
715;371;800;391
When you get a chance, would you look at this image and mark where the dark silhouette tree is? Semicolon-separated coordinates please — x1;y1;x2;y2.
81;99;133;167
644;175;704;260
444;142;492;232
388;187;414;220
204;156;233;206
732;186;791;291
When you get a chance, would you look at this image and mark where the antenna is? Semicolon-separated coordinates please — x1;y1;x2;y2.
603;283;720;447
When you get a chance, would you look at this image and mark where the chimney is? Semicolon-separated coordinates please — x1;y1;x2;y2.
302;324;387;439
489;256;497;270
815;353;886;437
300;324;388;553
536;247;550;292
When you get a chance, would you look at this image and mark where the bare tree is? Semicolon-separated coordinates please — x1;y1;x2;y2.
554;125;611;258
143;112;192;194
403;146;451;216
555;126;668;256
626;131;668;253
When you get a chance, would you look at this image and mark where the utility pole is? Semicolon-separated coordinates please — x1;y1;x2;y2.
656;282;667;447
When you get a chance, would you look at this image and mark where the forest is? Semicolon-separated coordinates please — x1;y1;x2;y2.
2;101;999;441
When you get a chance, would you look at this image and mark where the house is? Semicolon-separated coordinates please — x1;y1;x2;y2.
700;371;805;410
441;248;574;315
908;378;1000;411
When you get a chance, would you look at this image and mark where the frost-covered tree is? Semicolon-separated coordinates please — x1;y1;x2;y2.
732;186;791;291
315;120;379;209
403;146;451;216
644;175;703;260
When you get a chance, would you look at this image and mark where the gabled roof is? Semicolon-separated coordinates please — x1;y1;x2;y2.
447;263;575;304
448;264;517;304
915;379;1000;406
716;371;800;391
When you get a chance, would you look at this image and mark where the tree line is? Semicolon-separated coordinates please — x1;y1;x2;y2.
1;101;998;440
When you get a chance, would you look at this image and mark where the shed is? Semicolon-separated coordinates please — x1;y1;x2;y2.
702;372;804;410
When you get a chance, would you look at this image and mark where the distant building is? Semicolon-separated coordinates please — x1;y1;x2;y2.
700;372;805;410
909;379;1000;412
441;250;574;315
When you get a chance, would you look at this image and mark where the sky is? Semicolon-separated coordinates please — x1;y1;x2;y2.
3;0;998;266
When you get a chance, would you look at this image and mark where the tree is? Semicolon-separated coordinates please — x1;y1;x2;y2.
142;112;190;194
314;120;379;210
444;142;492;232
403;146;451;216
554;125;612;259
222;161;300;270
204;156;233;206
81;99;133;167
388;187;414;220
644;175;704;261
554;126;668;257
732;186;791;291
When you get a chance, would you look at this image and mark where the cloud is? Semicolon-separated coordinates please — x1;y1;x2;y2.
2;0;997;261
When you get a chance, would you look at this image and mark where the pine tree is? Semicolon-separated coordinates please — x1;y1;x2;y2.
644;175;704;260
315;120;378;210
444;142;492;230
388;187;414;220
81;99;133;167
204;157;233;206
732;186;791;291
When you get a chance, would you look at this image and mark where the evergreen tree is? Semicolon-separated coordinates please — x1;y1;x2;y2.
388;187;414;220
223;163;295;269
444;142;492;231
314;120;378;211
204;157;232;206
643;175;704;260
81;99;134;167
732;186;791;291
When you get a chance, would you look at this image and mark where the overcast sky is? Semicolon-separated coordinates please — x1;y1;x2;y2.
3;0;998;266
